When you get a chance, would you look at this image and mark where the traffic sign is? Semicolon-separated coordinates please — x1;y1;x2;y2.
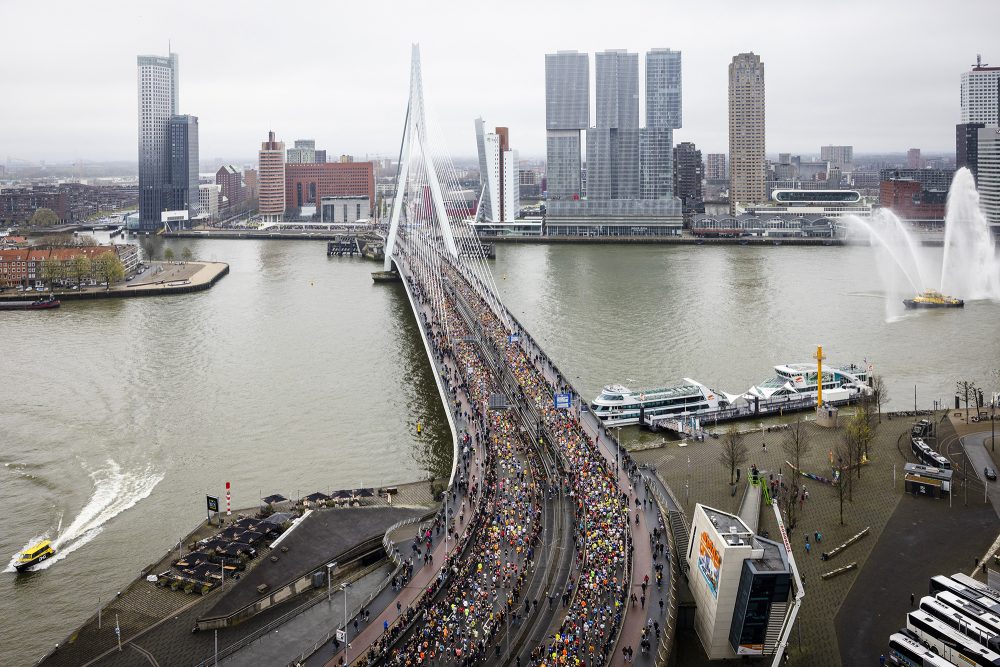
336;629;346;642
206;495;220;513
554;393;571;409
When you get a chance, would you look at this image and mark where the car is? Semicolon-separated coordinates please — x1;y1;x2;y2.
985;467;997;481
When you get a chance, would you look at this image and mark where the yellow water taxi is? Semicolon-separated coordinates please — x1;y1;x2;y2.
903;289;964;309
15;540;55;572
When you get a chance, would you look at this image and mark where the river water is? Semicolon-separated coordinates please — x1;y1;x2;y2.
1;238;997;664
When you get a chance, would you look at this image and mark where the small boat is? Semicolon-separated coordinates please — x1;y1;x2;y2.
15;540;56;572
0;295;61;311
903;289;964;309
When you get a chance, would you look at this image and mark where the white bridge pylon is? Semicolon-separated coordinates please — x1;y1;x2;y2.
383;44;459;271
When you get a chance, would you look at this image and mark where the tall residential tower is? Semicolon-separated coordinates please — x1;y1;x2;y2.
258;131;286;222
728;53;766;213
475;119;520;223
544;51;589;200
137;52;179;230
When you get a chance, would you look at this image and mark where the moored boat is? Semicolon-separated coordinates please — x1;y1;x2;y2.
590;379;735;426
0;295;61;311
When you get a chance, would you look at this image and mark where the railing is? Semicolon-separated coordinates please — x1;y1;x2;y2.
644;475;681;666
381;516;425;567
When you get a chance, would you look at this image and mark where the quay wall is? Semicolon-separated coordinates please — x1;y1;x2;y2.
1;263;229;302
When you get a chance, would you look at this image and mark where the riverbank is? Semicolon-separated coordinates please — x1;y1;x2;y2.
0;261;229;301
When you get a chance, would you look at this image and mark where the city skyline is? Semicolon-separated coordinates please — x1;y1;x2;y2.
2;0;998;162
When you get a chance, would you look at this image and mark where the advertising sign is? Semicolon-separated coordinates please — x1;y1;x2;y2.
207;495;220;513
697;531;721;598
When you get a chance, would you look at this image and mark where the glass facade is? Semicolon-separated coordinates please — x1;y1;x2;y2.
729;561;791;655
595;50;639;130
646;49;682;130
168;115;199;219
545;52;589;131
137;53;179;230
640;129;674;199
546;131;582;200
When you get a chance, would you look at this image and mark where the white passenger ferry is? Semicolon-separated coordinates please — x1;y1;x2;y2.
743;362;869;404
590;379;734;426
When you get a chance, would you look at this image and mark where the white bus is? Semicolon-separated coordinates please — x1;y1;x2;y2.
919;595;1000;651
907;610;1000;666
888;631;966;666
931;576;1000;615
937;591;1000;638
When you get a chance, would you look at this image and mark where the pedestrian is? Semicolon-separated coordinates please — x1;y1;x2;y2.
396;600;402;615
805;541;811;555
910;592;915;606
640;594;646;608
384;619;389;631
880;654;886;666
814;531;819;542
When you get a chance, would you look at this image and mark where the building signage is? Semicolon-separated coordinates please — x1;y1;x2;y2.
206;495;220;513
697;531;721;598
507;334;520;343
554;393;572;409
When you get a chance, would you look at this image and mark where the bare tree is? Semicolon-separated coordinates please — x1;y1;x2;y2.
957;380;978;423
719;424;748;486
870;374;889;424
845;407;873;480
782;418;810;474
835;441;852;525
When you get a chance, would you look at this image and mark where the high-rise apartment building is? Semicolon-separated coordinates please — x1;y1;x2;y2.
137;52;179;230
287;139;317;164
907;148;922;169
820;145;853;170
475;119;520;223
705;154;727;181
728;53;766;213
545;51;589;200
545;48;682;235
957;123;986;179
978;126;1000;228
168;115;199;219
961;57;1000;125
258;131;286;222
673;141;704;222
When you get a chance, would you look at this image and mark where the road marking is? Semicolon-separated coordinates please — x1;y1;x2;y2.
131;643;160;667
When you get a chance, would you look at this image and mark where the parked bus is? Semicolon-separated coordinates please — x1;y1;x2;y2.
888;631;968;667
919;595;1000;651
930;576;1000;615
952;574;1000;606
907;610;1000;666
937;591;1000;638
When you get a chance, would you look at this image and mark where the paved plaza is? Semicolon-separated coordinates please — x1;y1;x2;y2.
632;410;999;666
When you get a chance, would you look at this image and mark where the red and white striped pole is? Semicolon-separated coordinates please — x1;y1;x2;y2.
226;481;231;516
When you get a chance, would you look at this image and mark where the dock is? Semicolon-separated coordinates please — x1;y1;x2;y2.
641;393;859;436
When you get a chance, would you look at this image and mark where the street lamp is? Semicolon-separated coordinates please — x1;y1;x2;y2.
342;582;351;662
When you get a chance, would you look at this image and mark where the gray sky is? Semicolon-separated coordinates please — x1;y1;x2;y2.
2;0;998;163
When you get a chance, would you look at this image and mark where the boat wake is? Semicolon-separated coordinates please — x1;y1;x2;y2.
5;459;163;573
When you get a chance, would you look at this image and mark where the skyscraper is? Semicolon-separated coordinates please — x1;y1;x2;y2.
977;127;1000;228
641;49;681;200
287;140;317;164
137;52;179;230
957;123;986;179
820;145;853;170
475;119;520;223
258;131;286;222
545;51;589;200
673;141;704;222
168;115;199;221
595;50;639;130
728;53;766;213
705;154;727;181
961;56;1000;125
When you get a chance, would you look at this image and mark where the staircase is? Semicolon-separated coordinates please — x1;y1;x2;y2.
764;602;789;653
669;510;690;573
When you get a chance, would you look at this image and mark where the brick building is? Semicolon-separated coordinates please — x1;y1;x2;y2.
215;165;245;213
879;179;946;224
0;184;138;226
0;244;140;287
284;162;374;215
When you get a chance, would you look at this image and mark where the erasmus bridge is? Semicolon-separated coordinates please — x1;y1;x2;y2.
315;44;687;667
